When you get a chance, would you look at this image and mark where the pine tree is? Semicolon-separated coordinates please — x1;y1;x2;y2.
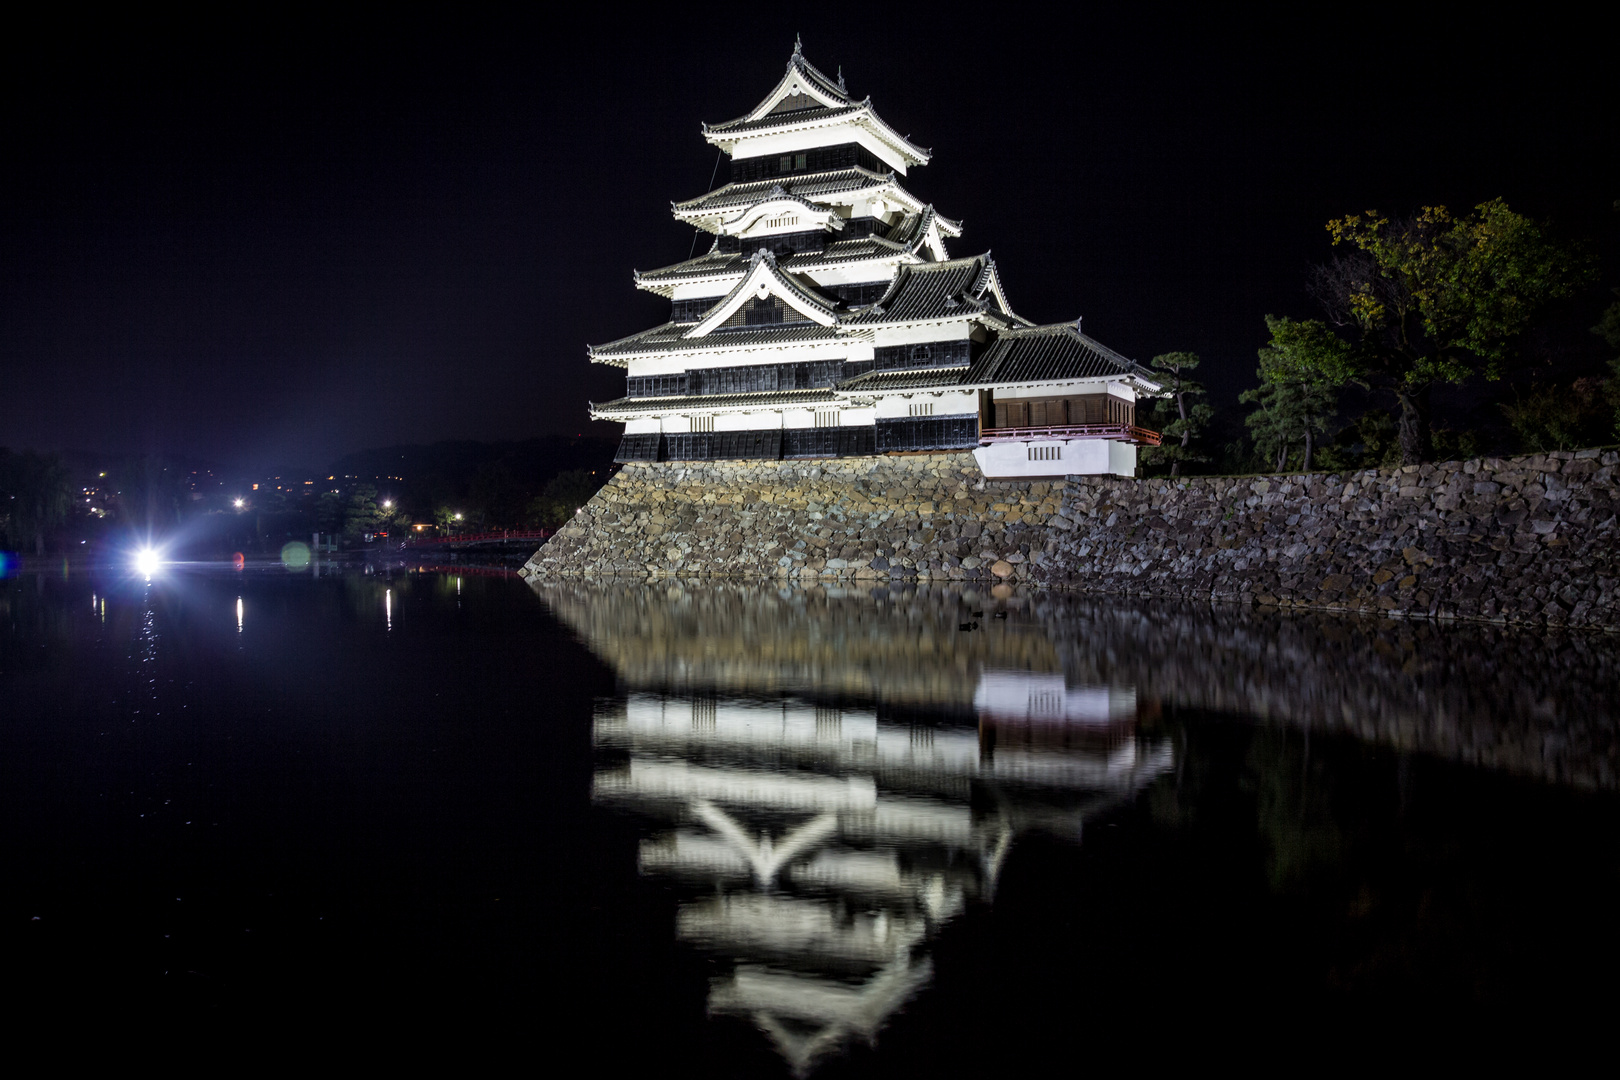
1241;316;1342;472
1139;351;1214;477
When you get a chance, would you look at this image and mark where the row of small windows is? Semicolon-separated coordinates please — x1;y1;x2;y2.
612;418;977;463
872;340;973;372
908;402;934;417
690;415;715;432
763;215;800;230
1028;444;1062;461
729;143;885;184
626;360;870;399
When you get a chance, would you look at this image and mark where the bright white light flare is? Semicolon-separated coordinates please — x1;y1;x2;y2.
134;548;163;576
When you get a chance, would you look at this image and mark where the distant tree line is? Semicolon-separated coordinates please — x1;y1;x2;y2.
1140;198;1617;476
0;437;619;557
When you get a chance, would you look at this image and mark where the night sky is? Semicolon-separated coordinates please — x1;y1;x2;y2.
3;11;1612;472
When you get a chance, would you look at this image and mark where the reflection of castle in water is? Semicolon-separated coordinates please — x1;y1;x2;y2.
550;583;1171;1073
593;689;1169;1074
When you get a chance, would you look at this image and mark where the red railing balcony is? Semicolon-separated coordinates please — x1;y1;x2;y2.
979;424;1162;446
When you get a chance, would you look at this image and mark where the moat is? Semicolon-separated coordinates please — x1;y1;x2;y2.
4;563;1617;1067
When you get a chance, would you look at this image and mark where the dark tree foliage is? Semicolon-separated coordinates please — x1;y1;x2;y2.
528;468;612;529
1240;317;1344;472
0;449;74;555
1138;352;1213;477
1311;199;1588;464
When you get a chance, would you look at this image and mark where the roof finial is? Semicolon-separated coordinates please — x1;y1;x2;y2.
837;65;845;91
793;33;802;58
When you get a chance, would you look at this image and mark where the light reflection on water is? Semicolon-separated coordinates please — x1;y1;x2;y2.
543;580;1178;1071
592;686;1169;1074
5;567;1620;1066
536;577;1620;1074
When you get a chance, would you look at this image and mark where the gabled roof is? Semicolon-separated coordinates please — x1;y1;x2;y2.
714;38;854;128
836;368;971;393
964;323;1158;386
686;251;840;337
886;205;963;262
719;187;847;237
671;167;923;228
841;255;1014;326
702;45;930;168
634;237;920;296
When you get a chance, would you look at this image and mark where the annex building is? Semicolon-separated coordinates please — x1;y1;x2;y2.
589;42;1161;479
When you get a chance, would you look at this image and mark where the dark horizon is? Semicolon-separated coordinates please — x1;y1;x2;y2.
3;11;1614;473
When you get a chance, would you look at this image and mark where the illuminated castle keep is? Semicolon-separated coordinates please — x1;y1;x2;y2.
589;42;1161;479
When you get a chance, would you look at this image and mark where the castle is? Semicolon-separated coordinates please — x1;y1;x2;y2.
588;41;1160;479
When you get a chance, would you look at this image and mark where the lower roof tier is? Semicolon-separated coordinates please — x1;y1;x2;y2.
589;322;1157;419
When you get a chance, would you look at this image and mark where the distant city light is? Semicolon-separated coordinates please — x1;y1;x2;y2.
233;497;245;508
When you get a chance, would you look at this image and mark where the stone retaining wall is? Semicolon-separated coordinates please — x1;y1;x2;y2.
520;448;1620;630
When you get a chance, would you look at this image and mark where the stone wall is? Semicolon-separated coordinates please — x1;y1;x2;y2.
520;448;1620;630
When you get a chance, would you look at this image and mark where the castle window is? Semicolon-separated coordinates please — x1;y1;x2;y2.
690;415;715;432
1027;444;1061;461
908;402;934;417
814;410;840;428
911;345;932;363
744;297;784;326
763;215;799;230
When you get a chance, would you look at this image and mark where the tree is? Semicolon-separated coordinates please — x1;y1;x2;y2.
1138;351;1213;477
1595;288;1620;439
1314;199;1587;464
1500;378;1611;452
0;450;74;555
1241;317;1342;472
527;469;608;529
342;484;379;541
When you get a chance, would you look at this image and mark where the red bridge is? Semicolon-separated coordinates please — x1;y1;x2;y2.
401;529;551;548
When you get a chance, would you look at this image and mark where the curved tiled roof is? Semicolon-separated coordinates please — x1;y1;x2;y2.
685;251;840;336
706;43;855;133
964;323;1155;384
589;321;846;365
842;256;1007;325
672;167;910;217
635;237;921;292
836;368;972;393
591;387;840;416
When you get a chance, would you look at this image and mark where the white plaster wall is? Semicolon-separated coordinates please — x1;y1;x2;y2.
872;392;978;420
781;409;816;429
715;410;778;432
841;407;876;427
871;324;972;348
624;417;660;434
805;265;898;289
661;415;692;434
990;380;1110;400
972;438;1136;478
729;125;910;173
672;282;733;301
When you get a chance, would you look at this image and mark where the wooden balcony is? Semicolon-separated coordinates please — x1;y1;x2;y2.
979;423;1162;446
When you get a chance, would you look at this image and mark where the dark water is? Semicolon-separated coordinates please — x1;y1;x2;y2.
4;564;1619;1067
